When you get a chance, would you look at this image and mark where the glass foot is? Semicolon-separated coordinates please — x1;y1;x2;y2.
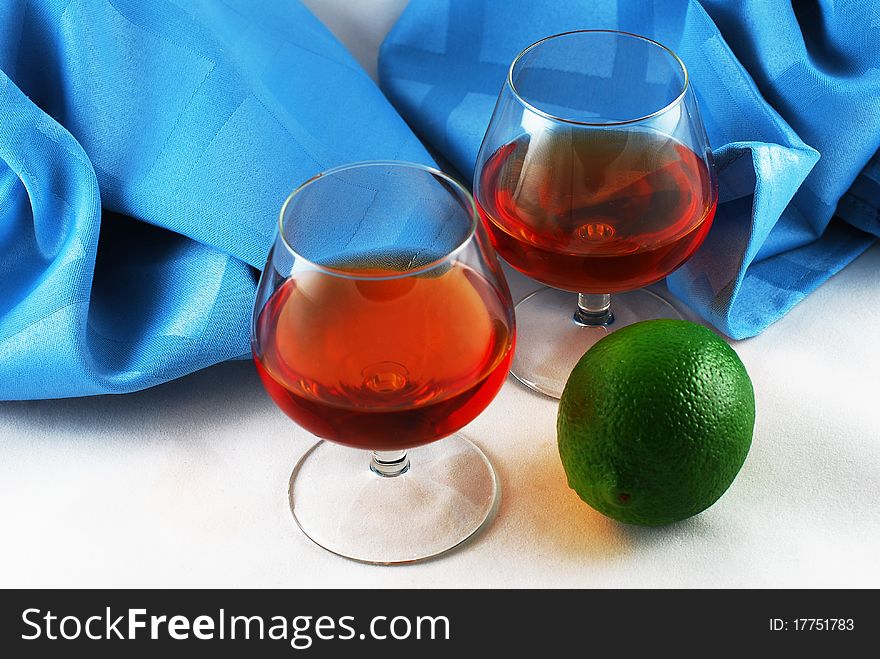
511;287;683;399
288;434;499;564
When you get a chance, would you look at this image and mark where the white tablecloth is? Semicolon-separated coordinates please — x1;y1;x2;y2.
2;0;877;589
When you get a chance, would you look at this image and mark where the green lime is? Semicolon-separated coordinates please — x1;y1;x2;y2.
557;319;755;526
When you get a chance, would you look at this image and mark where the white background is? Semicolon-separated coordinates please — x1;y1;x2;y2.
1;0;878;588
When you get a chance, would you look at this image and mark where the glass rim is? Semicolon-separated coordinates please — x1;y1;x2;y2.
507;29;690;127
277;160;479;281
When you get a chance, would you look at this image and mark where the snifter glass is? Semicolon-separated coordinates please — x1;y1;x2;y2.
474;30;717;398
252;161;515;564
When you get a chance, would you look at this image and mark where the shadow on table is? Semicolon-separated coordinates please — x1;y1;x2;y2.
494;376;717;564
0;360;272;440
512;446;714;561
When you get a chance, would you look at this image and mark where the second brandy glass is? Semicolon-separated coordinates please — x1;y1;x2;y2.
474;30;717;398
252;162;515;564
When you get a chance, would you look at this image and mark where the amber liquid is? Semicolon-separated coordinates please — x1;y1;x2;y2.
476;130;716;293
254;258;514;451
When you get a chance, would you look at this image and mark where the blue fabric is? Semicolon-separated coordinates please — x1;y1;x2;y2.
379;0;880;339
0;0;429;399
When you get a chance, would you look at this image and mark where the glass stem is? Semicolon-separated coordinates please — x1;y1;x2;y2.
574;293;614;326
370;450;410;478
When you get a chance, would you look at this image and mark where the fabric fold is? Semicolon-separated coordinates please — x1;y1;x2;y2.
0;0;429;399
379;0;879;339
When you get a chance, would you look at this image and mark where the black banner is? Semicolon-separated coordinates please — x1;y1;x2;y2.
0;589;873;656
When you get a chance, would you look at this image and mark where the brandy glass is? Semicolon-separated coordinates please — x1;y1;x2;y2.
252;161;515;564
474;30;717;398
